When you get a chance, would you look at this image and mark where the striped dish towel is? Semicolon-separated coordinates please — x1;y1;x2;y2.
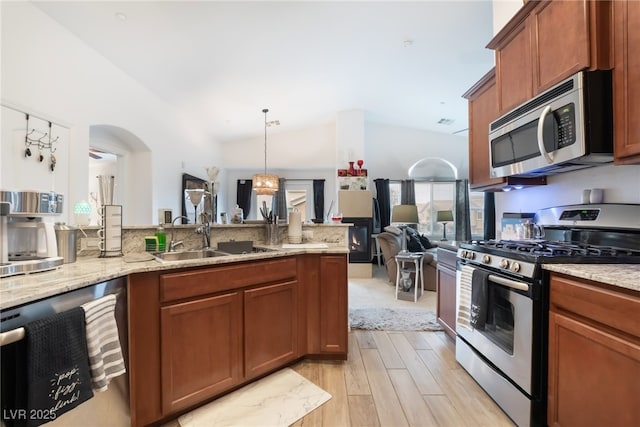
457;265;473;331
81;294;126;392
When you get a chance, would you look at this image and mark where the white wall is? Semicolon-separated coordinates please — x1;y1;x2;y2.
492;1;524;36
1;2;220;225
364;122;469;181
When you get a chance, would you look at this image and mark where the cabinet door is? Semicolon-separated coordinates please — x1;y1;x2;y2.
319;255;348;355
547;310;640;427
466;70;505;190
613;0;640;164
495;19;534;112
160;292;243;414
436;262;457;339
532;0;592;92
244;281;298;378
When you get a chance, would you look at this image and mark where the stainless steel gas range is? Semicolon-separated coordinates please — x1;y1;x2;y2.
454;204;640;427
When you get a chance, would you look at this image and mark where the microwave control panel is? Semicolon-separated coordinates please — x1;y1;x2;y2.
553;103;576;148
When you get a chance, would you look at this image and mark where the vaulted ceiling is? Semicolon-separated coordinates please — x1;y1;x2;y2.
34;1;495;142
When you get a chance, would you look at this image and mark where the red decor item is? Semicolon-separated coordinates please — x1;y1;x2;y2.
348;161;356;176
357;159;364;169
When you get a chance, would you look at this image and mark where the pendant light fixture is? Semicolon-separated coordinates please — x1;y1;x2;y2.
252;108;279;195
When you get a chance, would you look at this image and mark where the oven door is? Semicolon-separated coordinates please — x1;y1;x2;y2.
455;263;533;394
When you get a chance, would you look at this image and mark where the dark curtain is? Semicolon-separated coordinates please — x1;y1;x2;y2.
236;179;252;219
374;178;391;229
454;179;472;242
400;179;415;205
313;179;325;221
483;192;496;240
273;178;287;222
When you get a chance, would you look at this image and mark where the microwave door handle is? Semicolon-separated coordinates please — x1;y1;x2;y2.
537;105;554;163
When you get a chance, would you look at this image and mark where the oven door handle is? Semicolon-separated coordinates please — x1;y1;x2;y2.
489;274;530;292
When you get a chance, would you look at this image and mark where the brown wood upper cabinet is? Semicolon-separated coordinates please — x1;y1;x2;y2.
463;69;502;190
488;0;612;114
613;0;640;164
548;273;640;427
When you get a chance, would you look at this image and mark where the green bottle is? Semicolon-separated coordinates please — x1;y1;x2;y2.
156;225;167;252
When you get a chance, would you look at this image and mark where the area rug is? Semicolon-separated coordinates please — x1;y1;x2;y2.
349;307;443;331
178;368;331;427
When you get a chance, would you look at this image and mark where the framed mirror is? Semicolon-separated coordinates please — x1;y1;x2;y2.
181;173;207;224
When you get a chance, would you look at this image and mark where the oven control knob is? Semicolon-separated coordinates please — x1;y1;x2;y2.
511;262;521;273
460;250;467;258
468;251;476;260
482;254;491;264
500;259;510;269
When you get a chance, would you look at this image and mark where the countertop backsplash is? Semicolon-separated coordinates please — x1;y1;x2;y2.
77;223;350;257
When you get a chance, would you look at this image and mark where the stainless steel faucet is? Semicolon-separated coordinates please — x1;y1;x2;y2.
169;216;190;252
197;211;212;249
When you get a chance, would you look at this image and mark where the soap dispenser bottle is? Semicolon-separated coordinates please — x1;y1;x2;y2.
156;225;167;252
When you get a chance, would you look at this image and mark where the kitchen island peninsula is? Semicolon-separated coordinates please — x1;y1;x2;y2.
1;224;350;427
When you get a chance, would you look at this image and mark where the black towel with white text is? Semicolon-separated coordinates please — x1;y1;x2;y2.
23;307;94;427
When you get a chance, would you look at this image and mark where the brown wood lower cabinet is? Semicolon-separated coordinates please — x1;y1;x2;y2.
244;281;298;378
319;255;348;354
548;273;640;427
160;291;243;414
128;254;347;427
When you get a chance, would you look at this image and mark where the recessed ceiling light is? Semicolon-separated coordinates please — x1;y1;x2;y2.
403;39;414;48
115;12;127;21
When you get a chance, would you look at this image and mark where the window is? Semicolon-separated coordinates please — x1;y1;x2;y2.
414;182;455;238
389;180;486;240
469;191;485;239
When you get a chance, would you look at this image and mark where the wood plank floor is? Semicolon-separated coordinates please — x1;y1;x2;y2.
291;330;515;427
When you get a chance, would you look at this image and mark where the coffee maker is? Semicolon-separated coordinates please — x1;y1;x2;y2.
0;190;64;277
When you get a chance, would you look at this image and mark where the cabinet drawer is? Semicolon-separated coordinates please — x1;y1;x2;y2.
160;257;297;302
550;273;640;338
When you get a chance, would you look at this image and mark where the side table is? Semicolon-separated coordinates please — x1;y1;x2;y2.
394;252;425;302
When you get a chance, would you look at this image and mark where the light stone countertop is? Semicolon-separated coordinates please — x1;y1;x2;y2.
0;246;348;310
543;264;640;292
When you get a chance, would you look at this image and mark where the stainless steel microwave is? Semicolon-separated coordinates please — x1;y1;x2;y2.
489;70;613;179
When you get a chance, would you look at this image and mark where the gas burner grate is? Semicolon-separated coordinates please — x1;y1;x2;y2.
468;240;640;259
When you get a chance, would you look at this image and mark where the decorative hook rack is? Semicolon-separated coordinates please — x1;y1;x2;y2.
23;114;59;171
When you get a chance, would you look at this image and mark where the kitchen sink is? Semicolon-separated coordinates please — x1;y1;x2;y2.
153;249;230;262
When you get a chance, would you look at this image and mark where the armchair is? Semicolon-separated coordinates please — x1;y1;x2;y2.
376;231;437;291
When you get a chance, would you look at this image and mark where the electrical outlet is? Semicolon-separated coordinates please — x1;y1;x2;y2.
81;237;100;250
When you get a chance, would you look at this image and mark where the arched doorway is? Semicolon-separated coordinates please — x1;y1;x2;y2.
89;125;152;225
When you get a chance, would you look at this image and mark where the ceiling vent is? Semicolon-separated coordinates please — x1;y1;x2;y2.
437;118;454;125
